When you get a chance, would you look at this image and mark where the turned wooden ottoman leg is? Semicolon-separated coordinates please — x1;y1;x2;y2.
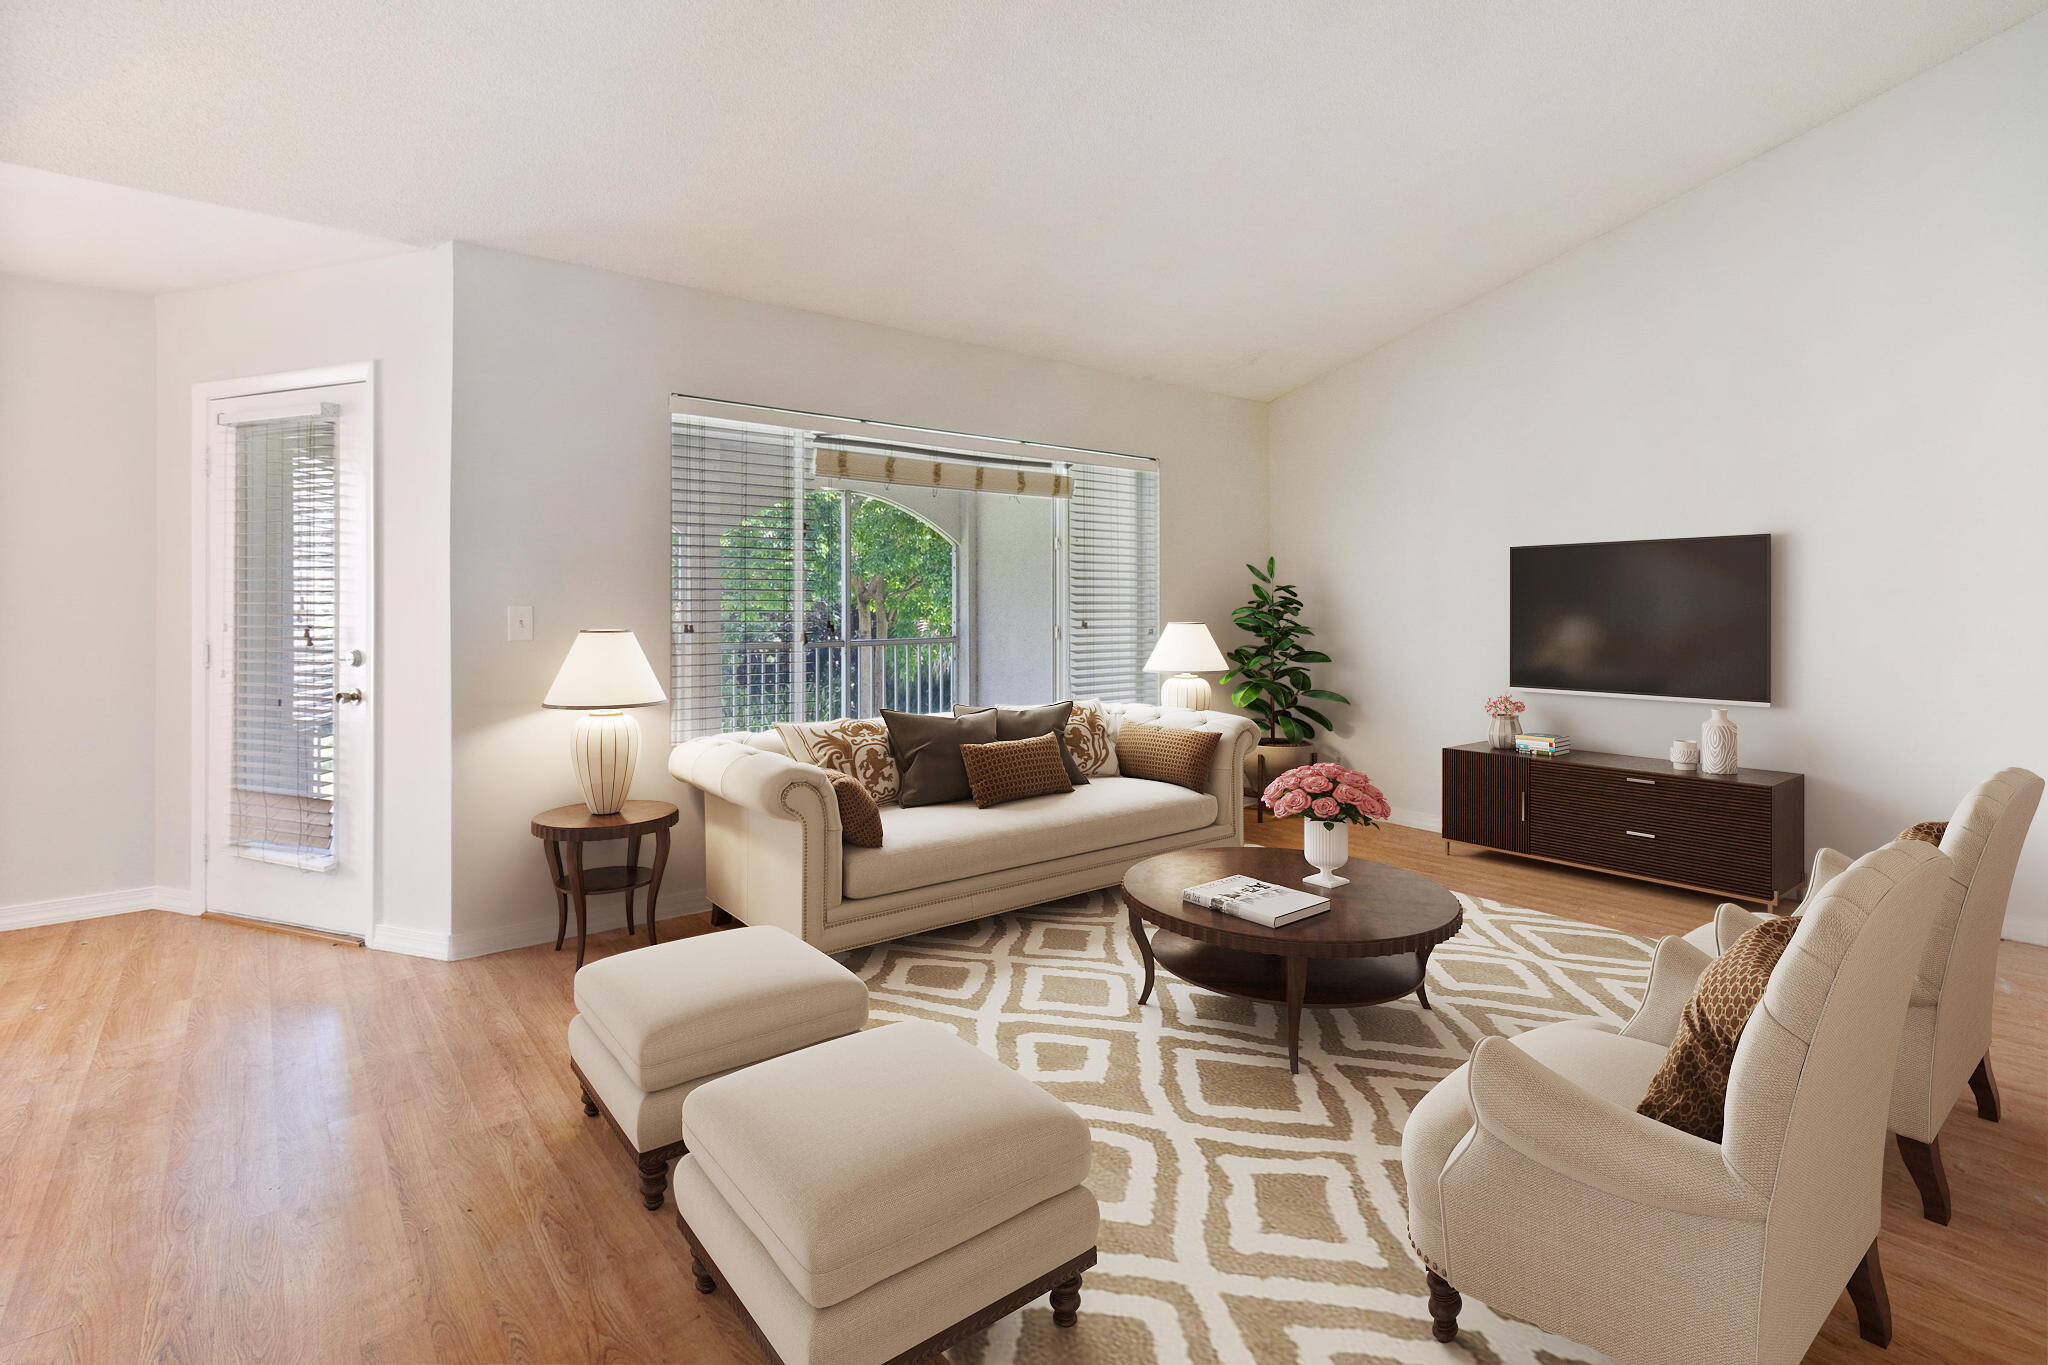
579;1086;599;1118
691;1255;716;1294
1050;1273;1082;1328
639;1152;669;1212
1426;1270;1461;1343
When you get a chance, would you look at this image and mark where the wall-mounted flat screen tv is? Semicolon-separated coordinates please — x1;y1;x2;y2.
1510;534;1772;705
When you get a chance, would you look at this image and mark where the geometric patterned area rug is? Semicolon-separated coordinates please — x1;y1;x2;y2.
837;887;1652;1365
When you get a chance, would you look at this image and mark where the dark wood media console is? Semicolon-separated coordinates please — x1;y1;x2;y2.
1442;742;1806;910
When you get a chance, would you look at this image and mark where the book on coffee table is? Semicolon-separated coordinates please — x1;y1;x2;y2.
1182;874;1330;927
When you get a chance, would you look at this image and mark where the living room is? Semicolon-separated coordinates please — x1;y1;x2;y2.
2;5;2044;1364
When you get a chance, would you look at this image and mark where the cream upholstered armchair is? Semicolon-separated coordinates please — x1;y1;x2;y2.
1685;767;2041;1224
1403;840;1951;1365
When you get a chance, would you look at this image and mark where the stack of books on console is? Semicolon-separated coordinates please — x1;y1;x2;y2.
1183;875;1330;927
1516;732;1573;756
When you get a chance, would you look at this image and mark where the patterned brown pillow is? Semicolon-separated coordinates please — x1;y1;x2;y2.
1637;915;1800;1140
1115;721;1220;792
959;732;1075;809
774;718;899;806
1899;820;1948;846
826;771;884;848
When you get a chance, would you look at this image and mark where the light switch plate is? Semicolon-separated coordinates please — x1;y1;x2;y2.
506;605;533;641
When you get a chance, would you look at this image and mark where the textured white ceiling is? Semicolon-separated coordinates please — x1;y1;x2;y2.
0;163;410;294
3;1;2039;398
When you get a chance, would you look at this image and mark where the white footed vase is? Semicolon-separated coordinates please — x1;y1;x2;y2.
1700;707;1740;777
571;709;642;814
1303;820;1352;887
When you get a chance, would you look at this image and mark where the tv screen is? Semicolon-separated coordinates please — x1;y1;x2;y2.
1510;534;1772;705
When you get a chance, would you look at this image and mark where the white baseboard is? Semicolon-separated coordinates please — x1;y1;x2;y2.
372;887;710;962
0;885;198;933
1390;807;1443;834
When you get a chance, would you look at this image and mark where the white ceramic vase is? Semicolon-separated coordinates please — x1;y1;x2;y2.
1700;707;1739;776
1303;820;1351;888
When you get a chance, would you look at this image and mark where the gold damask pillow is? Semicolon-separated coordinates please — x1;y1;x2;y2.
774;718;899;805
1065;699;1121;777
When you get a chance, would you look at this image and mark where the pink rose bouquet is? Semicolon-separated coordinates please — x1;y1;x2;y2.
1261;762;1390;829
1483;693;1526;719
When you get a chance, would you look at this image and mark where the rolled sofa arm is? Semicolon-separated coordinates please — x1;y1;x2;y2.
670;736;842;942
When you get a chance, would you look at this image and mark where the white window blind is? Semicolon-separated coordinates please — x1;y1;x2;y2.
225;411;339;863
671;416;807;741
1063;463;1161;703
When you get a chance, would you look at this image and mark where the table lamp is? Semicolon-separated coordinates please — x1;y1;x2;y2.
1143;621;1228;710
544;629;667;814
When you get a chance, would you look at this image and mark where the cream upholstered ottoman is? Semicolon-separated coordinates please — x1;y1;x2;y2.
674;1021;1099;1365
568;926;868;1211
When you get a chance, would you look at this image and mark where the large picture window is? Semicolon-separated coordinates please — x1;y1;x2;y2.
671;410;1158;739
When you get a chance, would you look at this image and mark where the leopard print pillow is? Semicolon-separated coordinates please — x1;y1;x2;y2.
1065;699;1120;777
773;718;899;806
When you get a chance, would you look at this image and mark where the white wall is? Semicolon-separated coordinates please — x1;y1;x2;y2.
153;247;455;942
449;243;1267;953
0;272;159;919
1268;16;2048;941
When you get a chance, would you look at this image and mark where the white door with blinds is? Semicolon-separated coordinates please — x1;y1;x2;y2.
201;380;374;939
1060;463;1161;703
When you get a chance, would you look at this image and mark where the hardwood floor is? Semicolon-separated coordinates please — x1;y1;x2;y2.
1;824;2041;1364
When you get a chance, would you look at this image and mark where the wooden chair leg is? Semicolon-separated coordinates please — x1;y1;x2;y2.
1969;1052;2001;1122
1425;1271;1461;1343
1846;1239;1892;1347
1895;1133;1952;1225
638;1152;669;1212
1049;1273;1082;1328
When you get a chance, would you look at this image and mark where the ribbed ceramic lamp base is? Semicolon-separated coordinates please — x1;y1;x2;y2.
1159;674;1212;710
571;710;641;815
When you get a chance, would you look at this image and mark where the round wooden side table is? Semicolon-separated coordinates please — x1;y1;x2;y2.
531;800;680;968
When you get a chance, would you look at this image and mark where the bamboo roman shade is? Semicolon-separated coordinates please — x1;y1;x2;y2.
813;445;1070;498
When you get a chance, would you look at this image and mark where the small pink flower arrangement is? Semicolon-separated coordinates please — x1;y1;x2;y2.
1261;762;1390;828
1483;693;1526;719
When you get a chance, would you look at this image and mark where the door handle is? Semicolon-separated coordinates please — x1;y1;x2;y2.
1625;777;1656;785
1625;829;1656;839
335;689;365;705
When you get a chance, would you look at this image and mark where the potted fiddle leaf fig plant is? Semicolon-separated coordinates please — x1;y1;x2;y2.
1222;558;1351;788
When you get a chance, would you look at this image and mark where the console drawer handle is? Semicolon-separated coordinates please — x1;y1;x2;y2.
1626;829;1656;839
1625;777;1656;785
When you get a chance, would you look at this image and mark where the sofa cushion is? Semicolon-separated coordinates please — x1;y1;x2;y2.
953;700;1089;784
1115;721;1221;791
1637;915;1800;1140
960;732;1074;808
574;927;869;1092
679;1021;1093;1310
825;771;884;848
842;776;1218;899
774;718;898;805
883;708;999;807
1065;699;1121;776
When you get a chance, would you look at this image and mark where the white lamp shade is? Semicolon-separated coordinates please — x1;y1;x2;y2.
1143;621;1228;674
543;629;667;709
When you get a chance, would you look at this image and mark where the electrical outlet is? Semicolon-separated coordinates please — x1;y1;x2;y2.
507;605;533;641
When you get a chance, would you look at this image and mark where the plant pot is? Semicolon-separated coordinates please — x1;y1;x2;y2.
1245;740;1316;794
1303;820;1351;887
1487;714;1522;750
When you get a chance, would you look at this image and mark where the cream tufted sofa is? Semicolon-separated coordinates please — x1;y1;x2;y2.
669;705;1257;954
1403;839;1951;1363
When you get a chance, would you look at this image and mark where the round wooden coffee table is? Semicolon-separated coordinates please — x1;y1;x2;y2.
1121;846;1463;1072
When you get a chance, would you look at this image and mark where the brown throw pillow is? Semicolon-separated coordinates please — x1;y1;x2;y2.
1115;721;1220;792
826;771;883;848
881;708;999;807
1637;915;1800;1140
959;732;1075;809
1899;820;1948;846
952;701;1088;785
